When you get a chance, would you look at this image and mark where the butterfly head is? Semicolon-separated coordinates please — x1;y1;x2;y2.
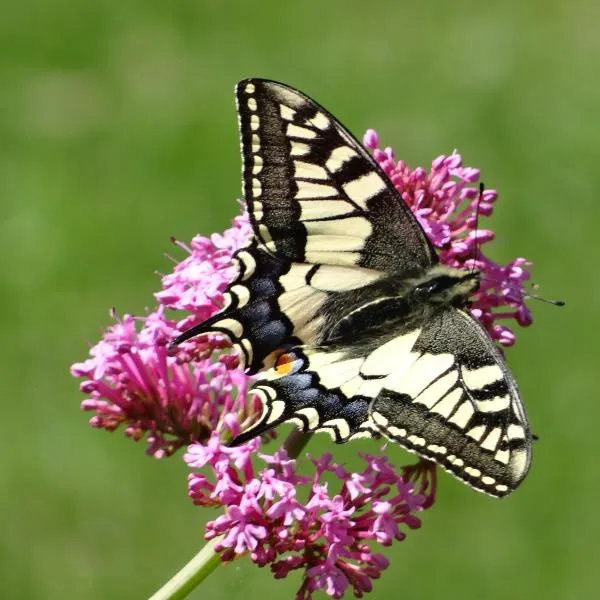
411;266;480;307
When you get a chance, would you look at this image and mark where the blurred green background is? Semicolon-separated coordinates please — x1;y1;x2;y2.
2;1;598;598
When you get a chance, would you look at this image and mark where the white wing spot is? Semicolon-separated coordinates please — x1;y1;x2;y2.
309;265;381;292
294;160;329;180
244;83;255;94
388;352;454;398
507;424;526;440
387;426;407;438
466;425;486;441
448;401;474;429
258;224;272;243
326;146;359;173
267;400;286;424
251;134;260;153
414;370;459;408
316;358;363;389
475;395;511;413
494;448;510;464
240;338;253;368
213;318;243;338
295;181;339;199
480;427;502;451
309;112;330;130
247;97;257;111
371;411;389;428
321;418;350;439
342;172;387;209
296;407;320;429
305;234;365;253
252;155;263;175
299;200;353;221
287;124;317;139
279;104;296;121
235;251;256;280
252;178;262;197
461;364;504;390
361;329;420;377
481;476;496;486
464;467;482;478
509;449;529;477
407;435;426;447
290;141;311;156
430;387;463;417
250;115;260;131
339;376;364;398
230;284;251;308
349;431;375;441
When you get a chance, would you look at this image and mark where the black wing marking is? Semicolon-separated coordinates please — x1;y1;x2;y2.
236;78;436;273
369;310;531;497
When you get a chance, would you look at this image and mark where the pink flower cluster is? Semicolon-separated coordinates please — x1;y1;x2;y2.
186;436;434;599
364;130;532;346
71;213;258;457
71;130;535;598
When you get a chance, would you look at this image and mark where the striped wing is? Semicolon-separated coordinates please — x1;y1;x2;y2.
173;79;436;372
232;309;531;498
237;79;436;272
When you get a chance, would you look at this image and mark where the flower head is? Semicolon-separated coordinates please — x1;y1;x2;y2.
71;123;536;599
71;215;258;456
364;129;532;346
186;443;434;599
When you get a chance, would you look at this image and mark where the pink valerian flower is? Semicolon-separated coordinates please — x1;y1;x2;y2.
70;125;534;598
363;129;532;347
156;210;252;332
71;212;258;456
186;441;434;599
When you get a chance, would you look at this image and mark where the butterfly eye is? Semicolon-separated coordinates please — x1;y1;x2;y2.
274;351;304;376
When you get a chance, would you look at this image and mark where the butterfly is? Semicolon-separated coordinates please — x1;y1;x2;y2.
172;79;532;497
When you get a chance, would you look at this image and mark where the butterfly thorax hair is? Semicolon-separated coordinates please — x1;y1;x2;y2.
323;265;480;349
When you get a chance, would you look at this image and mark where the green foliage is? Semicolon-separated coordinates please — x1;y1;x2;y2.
2;1;597;598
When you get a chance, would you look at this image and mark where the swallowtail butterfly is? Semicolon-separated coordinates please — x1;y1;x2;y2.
173;79;532;497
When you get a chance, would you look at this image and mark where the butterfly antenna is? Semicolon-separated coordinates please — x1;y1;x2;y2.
524;292;565;307
468;182;485;278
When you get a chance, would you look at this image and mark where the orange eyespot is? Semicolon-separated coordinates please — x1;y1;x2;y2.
274;352;297;375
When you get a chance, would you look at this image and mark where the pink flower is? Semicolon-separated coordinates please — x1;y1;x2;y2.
71;123;536;599
71;216;259;457
364;129;532;346
186;445;433;599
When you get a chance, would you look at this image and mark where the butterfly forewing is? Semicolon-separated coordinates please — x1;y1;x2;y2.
236;79;436;273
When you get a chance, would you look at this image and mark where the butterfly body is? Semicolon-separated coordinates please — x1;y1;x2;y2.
172;79;532;497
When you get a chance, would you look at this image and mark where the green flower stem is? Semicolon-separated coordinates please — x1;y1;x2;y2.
148;535;224;600
283;428;314;457
148;430;313;600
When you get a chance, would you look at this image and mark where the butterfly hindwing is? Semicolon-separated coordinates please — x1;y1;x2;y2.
230;345;382;446
369;309;531;497
232;308;530;498
175;241;388;373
